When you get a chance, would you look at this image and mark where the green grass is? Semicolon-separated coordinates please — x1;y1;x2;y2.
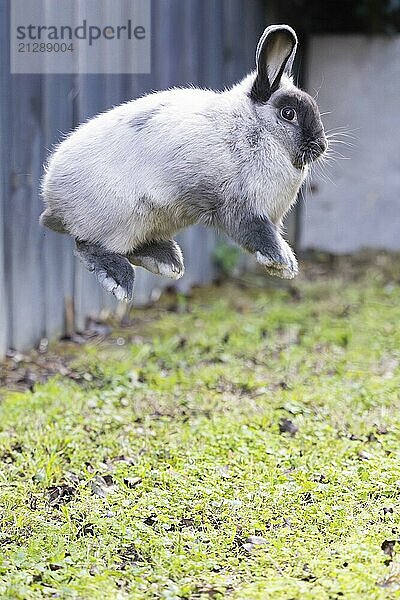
1;255;400;599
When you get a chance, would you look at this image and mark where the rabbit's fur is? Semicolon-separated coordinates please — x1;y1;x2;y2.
41;25;327;302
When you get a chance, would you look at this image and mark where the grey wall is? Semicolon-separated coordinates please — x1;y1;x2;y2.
300;35;400;253
0;0;266;357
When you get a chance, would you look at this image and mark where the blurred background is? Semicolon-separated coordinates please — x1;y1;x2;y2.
0;0;399;356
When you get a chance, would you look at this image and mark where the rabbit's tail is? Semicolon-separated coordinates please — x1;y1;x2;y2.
40;208;67;234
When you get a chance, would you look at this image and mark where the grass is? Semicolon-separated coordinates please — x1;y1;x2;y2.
1;254;400;599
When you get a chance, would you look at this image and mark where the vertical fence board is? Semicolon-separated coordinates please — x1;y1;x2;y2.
6;0;46;351
41;81;76;338
41;78;75;338
7;73;45;350
41;0;75;339
223;0;246;86
202;0;224;88
244;0;266;72
0;0;10;354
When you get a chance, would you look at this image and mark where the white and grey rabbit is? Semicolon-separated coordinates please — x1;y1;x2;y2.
41;24;327;302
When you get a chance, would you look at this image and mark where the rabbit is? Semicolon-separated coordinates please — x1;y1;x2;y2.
40;24;327;302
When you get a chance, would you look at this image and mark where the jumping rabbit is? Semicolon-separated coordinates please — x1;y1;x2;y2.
41;24;327;301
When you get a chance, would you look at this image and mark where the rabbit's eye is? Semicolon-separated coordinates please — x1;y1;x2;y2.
280;107;296;122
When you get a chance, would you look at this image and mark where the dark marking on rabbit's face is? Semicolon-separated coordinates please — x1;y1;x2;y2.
249;25;326;170
269;88;327;169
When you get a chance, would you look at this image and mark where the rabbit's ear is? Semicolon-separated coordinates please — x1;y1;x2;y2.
251;25;297;103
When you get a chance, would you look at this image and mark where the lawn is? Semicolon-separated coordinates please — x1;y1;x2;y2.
1;253;400;599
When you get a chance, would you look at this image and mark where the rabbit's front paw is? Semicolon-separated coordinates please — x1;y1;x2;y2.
256;238;298;280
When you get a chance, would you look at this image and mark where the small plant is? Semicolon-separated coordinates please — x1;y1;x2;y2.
212;241;241;276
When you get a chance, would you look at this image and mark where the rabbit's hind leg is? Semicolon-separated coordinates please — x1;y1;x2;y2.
75;240;135;302
128;239;184;280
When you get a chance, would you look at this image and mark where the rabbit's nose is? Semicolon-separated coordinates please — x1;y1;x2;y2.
316;136;327;154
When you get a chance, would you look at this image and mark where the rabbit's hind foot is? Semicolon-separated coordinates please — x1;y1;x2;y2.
128;239;184;280
75;240;135;302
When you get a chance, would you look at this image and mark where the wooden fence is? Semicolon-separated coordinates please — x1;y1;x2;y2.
0;0;266;356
